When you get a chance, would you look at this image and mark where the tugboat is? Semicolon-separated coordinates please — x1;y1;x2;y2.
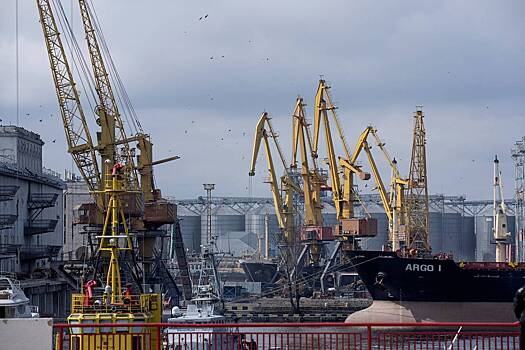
0;274;39;319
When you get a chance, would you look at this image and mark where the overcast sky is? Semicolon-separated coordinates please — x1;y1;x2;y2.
0;1;524;200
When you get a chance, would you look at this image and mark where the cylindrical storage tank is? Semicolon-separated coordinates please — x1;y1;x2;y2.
177;206;201;254
441;211;462;256
201;204;245;248
428;211;443;253
475;206;516;262
475;215;494;262
461;216;475;261
245;203;280;257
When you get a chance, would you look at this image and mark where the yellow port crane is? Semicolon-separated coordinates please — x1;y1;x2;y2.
36;0;191;302
249;112;299;251
290;97;331;267
312;80;376;247
405;107;430;253
368;129;410;250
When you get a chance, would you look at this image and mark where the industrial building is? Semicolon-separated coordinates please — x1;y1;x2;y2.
0;125;70;317
62;175;91;260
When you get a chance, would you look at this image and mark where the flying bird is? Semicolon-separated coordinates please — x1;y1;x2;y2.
205;14;208;18
52;139;56;143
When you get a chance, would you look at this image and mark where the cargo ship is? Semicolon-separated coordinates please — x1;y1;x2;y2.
239;259;279;284
345;250;524;323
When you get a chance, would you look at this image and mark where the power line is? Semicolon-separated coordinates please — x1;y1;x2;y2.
15;0;19;126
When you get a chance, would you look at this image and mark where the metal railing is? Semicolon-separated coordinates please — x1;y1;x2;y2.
52;322;519;350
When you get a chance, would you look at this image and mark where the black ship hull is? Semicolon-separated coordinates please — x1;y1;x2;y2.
346;250;525;323
239;259;279;284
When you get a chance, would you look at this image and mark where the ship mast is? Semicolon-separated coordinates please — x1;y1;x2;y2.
493;155;511;262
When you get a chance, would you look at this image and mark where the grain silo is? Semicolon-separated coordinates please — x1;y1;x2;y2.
201;204;245;247
245;203;280;257
177;206;201;254
475;206;515;262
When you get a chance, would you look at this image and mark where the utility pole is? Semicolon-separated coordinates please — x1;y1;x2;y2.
203;184;215;247
405;106;430;253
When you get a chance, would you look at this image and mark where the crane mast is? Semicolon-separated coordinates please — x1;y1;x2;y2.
405;107;430;254
36;0;100;192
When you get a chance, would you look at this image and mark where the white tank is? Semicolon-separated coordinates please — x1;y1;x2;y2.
177;206;202;253
201;205;245;247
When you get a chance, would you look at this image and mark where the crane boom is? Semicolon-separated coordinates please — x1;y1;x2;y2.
37;0;100;191
249;113;285;228
312;79;351;160
77;0;138;188
291;98;323;226
362;142;392;223
249;112;296;246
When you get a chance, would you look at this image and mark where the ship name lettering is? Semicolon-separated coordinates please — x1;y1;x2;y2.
405;264;441;272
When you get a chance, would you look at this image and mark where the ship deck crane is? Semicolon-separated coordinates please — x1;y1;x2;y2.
36;0;191;303
493;155;511;262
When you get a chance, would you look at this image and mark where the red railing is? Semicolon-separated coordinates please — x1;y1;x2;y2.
53;322;519;350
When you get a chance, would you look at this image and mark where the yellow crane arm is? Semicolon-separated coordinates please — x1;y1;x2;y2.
370;127;400;178
320;102;344;220
36;0;100;191
78;0;138;189
363;142;392;223
292;98;323;226
312;80;351;160
350;126;373;163
249;113;285;229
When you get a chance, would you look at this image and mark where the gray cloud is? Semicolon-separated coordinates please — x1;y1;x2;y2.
0;0;523;200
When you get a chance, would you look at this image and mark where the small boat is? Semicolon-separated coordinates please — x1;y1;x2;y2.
0;274;39;318
166;244;256;349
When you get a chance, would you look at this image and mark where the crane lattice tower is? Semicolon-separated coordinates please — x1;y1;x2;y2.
405;107;430;252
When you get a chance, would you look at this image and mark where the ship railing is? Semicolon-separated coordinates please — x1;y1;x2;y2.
70;293;160;314
53;321;519;350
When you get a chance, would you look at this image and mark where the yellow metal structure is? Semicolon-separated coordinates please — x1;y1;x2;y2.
67;167;161;349
37;0;186;301
249;112;296;247
291;97;324;227
405;107;430;253
311;80;406;250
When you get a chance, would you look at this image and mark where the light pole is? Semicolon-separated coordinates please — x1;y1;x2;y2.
203;184;215;246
